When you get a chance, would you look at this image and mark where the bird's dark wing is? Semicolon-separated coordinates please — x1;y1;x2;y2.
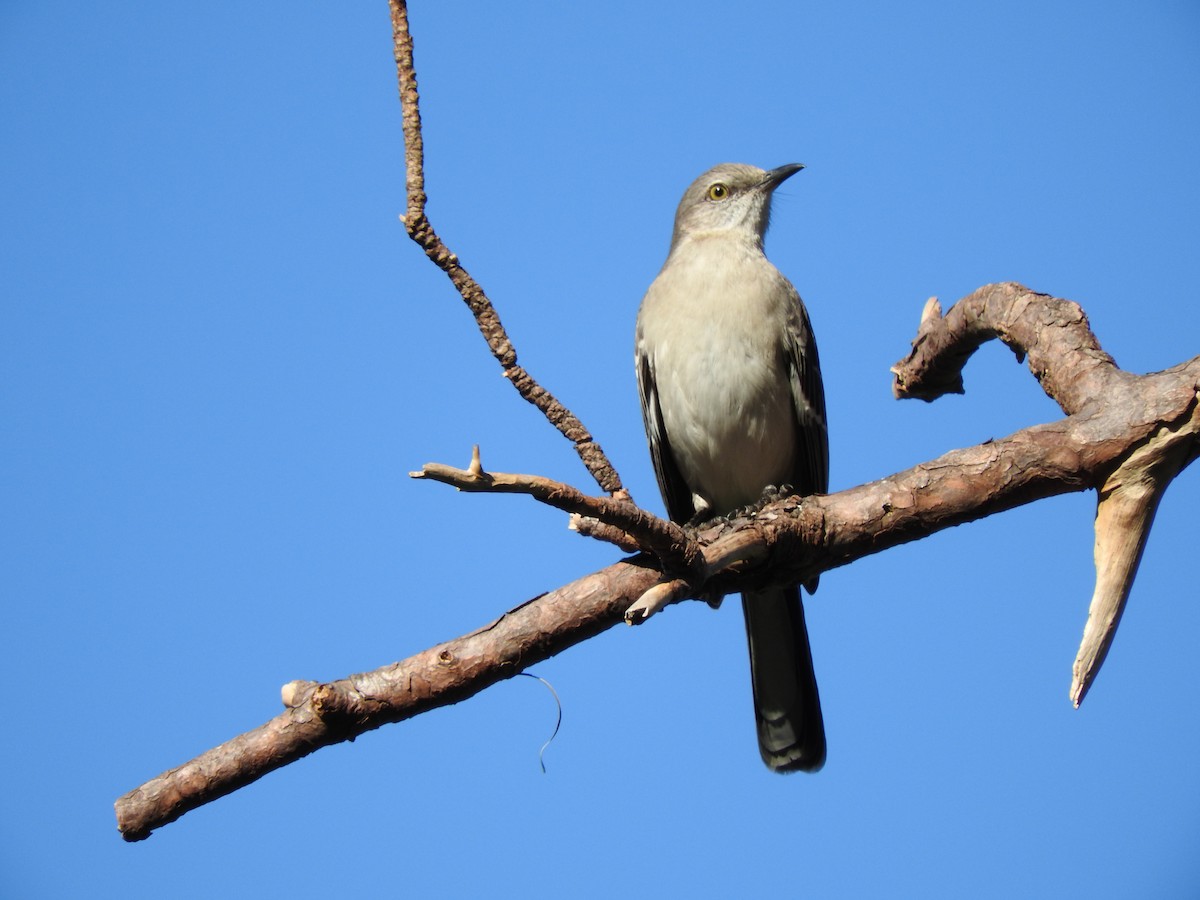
782;286;828;594
783;286;829;498
636;341;695;524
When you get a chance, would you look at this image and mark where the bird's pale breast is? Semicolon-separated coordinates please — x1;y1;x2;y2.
640;235;798;514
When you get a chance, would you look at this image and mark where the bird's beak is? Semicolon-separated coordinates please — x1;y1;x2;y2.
764;163;805;190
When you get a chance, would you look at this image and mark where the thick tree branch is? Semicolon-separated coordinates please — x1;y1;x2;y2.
115;285;1200;839
388;0;625;497
115;559;660;842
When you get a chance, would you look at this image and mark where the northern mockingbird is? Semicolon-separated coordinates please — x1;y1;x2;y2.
635;162;828;772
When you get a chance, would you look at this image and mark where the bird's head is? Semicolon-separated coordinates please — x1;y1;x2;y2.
670;162;804;249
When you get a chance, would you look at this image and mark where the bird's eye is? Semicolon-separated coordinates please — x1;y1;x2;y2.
708;183;729;201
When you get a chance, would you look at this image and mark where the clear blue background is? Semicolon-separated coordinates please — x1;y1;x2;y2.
3;2;1198;897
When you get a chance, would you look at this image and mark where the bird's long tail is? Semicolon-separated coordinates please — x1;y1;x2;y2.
741;586;826;772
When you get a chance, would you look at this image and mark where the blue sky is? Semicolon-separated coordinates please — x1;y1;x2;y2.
3;2;1199;897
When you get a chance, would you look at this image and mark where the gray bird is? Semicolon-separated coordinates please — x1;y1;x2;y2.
635;162;828;772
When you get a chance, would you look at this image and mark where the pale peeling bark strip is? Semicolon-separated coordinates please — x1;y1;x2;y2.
1072;406;1200;706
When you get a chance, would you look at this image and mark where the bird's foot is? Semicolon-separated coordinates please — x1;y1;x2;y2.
759;483;795;505
717;485;796;523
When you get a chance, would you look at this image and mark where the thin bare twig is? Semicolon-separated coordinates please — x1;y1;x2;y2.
410;445;704;580
388;0;626;497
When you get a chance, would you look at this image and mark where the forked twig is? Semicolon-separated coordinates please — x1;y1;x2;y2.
411;445;704;580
